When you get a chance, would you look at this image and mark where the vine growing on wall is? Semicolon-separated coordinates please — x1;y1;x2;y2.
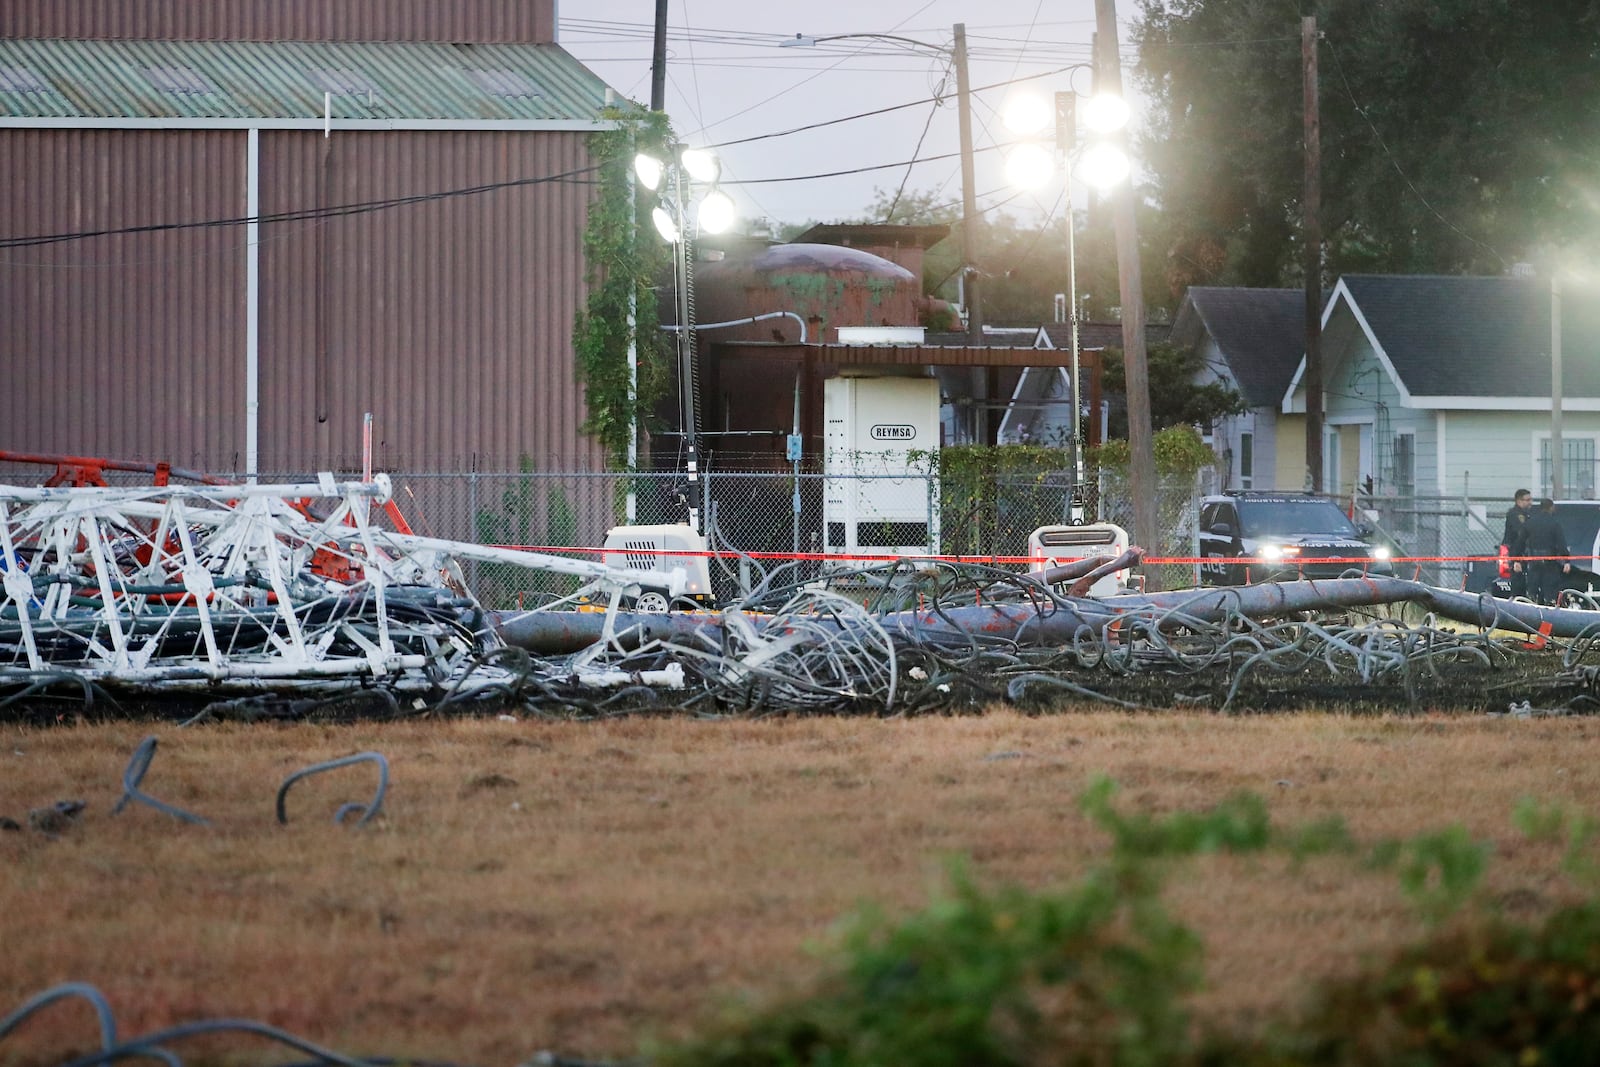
573;107;674;467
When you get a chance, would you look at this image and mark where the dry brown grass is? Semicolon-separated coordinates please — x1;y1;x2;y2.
3;709;1599;1066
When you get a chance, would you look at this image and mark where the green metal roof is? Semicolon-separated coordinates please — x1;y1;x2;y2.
0;38;623;123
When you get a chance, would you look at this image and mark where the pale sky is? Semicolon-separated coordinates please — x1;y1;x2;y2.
557;1;1141;231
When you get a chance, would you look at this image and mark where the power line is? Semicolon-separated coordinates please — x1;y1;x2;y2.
0;164;604;250
0;138;1036;251
883;100;944;222
1325;37;1506;269
2;64;1086;250
723;142;1015;186
559;16;1117;62
707;63;1089;150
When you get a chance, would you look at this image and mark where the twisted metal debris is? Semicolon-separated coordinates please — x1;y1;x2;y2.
5;475;1600;718
494;565;1600;716
0;476;683;709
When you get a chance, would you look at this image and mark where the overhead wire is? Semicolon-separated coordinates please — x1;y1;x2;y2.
1;65;1087;254
1325;36;1507;270
882;98;945;222
677;0;710;141
707;63;1091;149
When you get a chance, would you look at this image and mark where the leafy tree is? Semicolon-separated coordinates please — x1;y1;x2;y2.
1134;0;1600;287
573;108;675;465
847;187;1179;327
1098;341;1248;438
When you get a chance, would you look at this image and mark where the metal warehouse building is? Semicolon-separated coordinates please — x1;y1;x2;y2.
1;0;616;476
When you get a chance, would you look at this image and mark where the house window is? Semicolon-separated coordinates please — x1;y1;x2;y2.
1238;432;1254;489
1539;437;1599;499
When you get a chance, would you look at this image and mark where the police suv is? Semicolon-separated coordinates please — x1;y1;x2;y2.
1197;491;1394;586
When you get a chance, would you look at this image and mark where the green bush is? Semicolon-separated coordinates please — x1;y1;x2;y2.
650;779;1335;1067
1089;424;1217;480
650;785;1600;1067
1230;903;1600;1066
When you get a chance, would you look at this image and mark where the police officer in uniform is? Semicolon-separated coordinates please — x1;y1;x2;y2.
1501;488;1533;597
1524;498;1571;606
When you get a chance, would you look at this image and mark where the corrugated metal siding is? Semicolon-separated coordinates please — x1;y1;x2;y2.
256;129;601;472
0;39;611;121
0;129;244;468
2;126;603;475
2;1;554;45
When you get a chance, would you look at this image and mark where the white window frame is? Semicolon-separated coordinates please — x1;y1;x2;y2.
1238;431;1254;489
1533;431;1600;500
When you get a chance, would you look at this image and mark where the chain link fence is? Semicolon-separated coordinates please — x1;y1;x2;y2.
13;452;1591;606
0;455;1210;608
360;465;1206;607
1351;491;1594;592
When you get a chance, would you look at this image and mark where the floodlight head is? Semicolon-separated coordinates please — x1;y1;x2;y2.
633;152;664;191
1079;142;1130;189
1081;93;1130;133
651;205;680;243
697;189;736;235
679;147;720;183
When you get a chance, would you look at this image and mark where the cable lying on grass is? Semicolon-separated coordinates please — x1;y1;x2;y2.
0;981;459;1067
99;735;391;829
0;981;625;1067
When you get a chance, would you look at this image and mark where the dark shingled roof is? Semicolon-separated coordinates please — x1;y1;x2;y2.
1174;288;1304;408
1338;275;1600;398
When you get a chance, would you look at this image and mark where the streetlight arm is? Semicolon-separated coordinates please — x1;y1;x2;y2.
781;31;951;55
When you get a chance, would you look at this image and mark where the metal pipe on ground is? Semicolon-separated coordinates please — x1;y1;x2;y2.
493;576;1454;656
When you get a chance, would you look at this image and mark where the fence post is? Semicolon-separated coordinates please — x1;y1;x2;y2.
467;454;480;596
792;460;802;557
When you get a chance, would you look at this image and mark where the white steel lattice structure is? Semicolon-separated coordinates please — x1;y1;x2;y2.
0;476;686;695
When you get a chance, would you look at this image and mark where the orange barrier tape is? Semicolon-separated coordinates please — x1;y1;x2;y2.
489;544;1597;567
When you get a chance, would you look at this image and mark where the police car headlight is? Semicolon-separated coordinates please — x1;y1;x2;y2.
1372;546;1392;561
1260;544;1285;561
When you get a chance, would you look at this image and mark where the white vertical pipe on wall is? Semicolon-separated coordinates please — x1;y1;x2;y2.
246;126;260;483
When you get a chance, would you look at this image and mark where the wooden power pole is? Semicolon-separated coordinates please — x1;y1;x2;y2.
1093;0;1159;588
650;0;669;112
1303;15;1324;493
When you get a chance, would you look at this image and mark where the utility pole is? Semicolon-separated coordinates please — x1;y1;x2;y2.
953;23;995;442
1303;16;1324;494
650;0;669;112
1552;273;1564;498
1093;0;1158;589
955;23;981;345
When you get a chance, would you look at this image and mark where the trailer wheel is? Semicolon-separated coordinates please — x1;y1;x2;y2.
632;590;671;613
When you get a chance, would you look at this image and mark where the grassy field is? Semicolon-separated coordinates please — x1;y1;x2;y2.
3;709;1598;1066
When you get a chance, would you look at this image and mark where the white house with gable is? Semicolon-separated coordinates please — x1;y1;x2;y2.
1283;274;1600;504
